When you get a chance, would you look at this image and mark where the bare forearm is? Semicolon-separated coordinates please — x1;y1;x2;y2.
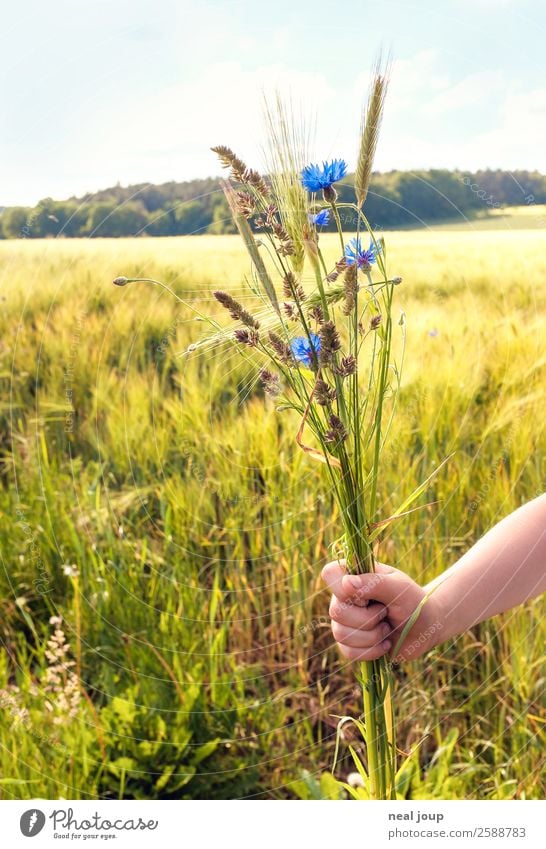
426;495;546;646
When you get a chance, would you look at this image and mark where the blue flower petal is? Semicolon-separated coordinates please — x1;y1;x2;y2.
309;209;330;227
290;333;321;366
344;237;380;269
301;159;348;192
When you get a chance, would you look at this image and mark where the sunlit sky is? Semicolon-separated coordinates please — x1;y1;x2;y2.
2;0;546;206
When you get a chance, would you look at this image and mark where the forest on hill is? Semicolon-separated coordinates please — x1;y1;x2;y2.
1;168;545;238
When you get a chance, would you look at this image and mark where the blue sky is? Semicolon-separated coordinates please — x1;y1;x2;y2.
2;0;546;205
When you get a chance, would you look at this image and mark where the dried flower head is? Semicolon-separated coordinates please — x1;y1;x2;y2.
268;331;293;363
259;368;281;396
213;291;260;329
272;220;295;256
326;256;348;283
308;305;324;323
324;414;348;444
282;272;305;303
277;242;295;257
336;355;357;377
212;145;248;181
234;328;259;347
370;314;382;330
313;379;337;406
236;192;256;218
245;168;270;198
212;146;270;198
319;320;341;365
283;302;298;322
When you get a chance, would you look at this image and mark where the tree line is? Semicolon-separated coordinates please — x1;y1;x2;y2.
2;169;545;239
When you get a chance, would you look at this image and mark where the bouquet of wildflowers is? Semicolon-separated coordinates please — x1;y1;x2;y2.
115;62;441;800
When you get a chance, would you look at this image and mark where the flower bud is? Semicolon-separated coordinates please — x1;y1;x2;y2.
322;185;337;203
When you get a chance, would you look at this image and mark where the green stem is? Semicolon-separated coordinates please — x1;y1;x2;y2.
360;660;379;799
329;202;346;255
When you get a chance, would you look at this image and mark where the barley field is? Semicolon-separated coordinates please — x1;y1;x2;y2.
0;221;545;800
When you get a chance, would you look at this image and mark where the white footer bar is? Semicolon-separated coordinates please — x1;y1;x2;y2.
2;799;544;848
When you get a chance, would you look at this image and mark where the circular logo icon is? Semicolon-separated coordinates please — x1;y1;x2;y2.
20;809;46;837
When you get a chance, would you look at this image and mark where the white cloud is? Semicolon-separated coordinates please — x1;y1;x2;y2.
85;62;338;188
468;86;546;170
371;49;546;173
422;69;505;115
389;50;450;103
374;82;546;173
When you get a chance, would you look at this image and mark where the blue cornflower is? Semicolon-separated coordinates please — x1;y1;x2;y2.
345;237;381;270
309;209;330;227
301;159;348;193
290;333;321;367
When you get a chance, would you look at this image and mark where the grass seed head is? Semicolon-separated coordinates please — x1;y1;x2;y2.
234;328;260;346
319;320;341;365
268;330;293;363
283;302;299;322
308;305;324;324
324;413;348;444
355;58;390;208
263;95;310;273
211;146;270;198
342;263;358;315
259;367;281;396
236;192;256;218
213;290;260;329
313;379;337;405
282;271;305;302
336;355;357;377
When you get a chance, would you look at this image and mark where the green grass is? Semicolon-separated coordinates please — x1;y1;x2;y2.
0;231;544;799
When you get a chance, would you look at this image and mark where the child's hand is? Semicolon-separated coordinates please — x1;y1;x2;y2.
322;560;437;662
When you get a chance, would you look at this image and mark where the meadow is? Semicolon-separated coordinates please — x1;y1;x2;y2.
0;221;545;799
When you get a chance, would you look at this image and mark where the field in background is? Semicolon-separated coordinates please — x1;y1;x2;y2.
0;227;545;799
429;203;546;231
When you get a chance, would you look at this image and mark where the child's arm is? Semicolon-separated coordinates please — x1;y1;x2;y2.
322;494;546;662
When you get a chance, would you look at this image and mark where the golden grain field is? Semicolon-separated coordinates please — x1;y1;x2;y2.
0;221;544;799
